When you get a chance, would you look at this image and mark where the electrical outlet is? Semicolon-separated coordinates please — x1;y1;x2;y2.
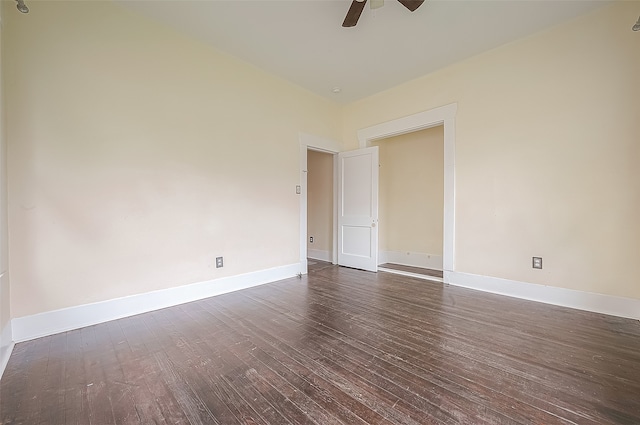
309;236;314;243
532;257;542;269
296;185;301;194
216;256;224;268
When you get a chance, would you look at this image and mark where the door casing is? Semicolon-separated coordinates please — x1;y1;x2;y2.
299;133;340;275
357;103;457;276
299;102;457;278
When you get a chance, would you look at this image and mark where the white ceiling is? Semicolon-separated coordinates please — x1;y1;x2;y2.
118;0;610;104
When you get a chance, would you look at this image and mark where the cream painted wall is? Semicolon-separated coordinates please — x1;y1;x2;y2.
3;0;639;326
374;126;443;256
1;1;13;364
306;150;333;255
5;1;341;318
343;2;640;300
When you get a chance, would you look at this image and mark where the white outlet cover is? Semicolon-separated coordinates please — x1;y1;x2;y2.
532;257;542;269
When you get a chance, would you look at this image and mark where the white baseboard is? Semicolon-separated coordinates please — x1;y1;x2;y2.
10;263;638;347
445;271;640;320
378;267;444;284
379;250;443;271
307;249;332;262
12;263;302;343
0;321;14;380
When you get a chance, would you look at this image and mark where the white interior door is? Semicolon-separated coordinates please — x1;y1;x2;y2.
338;146;379;272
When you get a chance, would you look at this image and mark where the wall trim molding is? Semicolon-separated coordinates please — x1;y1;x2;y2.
0;321;14;380
0;342;14;381
307;249;332;263
379;250;443;271
446;271;640;320
357;103;457;273
12;263;301;343
299;133;340;274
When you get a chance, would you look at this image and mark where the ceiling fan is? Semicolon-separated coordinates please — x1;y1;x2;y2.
342;0;425;27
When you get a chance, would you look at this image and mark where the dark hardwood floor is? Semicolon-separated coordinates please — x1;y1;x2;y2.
2;262;639;424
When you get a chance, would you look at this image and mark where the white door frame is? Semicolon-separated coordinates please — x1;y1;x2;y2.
357;103;457;277
299;133;340;274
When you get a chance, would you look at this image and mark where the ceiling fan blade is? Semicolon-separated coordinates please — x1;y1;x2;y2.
342;0;367;27
397;0;424;12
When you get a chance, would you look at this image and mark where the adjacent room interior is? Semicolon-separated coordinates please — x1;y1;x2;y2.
373;126;444;281
306;149;334;264
1;0;639;423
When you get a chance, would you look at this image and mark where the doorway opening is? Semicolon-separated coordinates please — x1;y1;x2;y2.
298;103;456;280
372;125;444;282
306;149;334;264
298;133;340;275
358;103;457;282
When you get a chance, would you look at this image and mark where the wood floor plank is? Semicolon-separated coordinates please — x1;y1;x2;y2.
40;332;67;425
225;293;476;424
80;325;117;424
173;303;323;425
63;329;92;425
2;264;639;424
113;315;189;424
239;290;557;424
270;274;632;420
242;286;596;424
91;322;142;425
103;319;173;425
204;296;397;425
258;270;636;422
2;335;53;425
300;271;639;394
143;307;262;424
